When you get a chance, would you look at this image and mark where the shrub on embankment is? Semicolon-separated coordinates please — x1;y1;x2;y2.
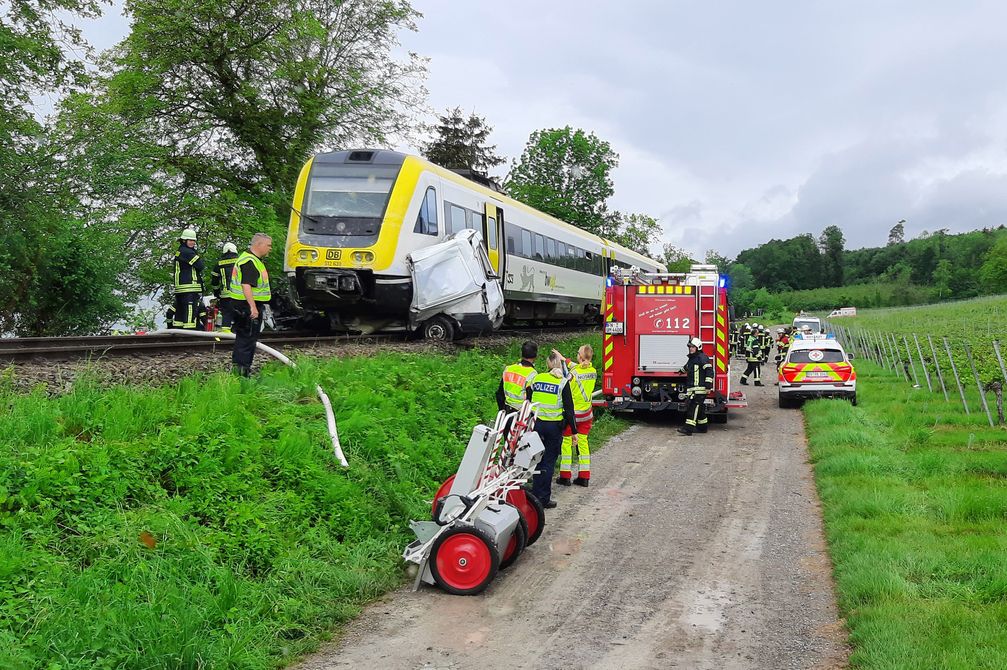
803;362;1007;669
0;336;620;668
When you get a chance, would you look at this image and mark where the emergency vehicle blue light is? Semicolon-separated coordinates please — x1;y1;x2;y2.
719;275;729;288
606;277;614;287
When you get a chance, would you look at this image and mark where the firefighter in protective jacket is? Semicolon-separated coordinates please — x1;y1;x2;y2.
556;344;597;487
678;337;714;436
172;228;205;329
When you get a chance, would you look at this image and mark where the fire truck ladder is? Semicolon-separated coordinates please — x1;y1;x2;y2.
696;275;718;354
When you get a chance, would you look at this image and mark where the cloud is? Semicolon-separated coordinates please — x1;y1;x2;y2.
80;0;1007;261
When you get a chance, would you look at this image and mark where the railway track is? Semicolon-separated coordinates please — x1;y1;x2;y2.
0;326;595;363
0;331;403;362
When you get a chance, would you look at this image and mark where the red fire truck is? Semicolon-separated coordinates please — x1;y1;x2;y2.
598;264;746;419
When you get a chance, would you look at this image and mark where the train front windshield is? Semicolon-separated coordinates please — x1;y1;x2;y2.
299;164;400;244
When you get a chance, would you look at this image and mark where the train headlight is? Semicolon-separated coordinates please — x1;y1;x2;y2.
352;251;375;263
297;249;319;261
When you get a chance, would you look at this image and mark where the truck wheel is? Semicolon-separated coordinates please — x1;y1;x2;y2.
422;316;455;341
499;512;528;570
430;525;499;595
778;395;792;409
851;394;858;406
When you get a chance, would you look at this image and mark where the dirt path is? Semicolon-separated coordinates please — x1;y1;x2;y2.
297;369;849;670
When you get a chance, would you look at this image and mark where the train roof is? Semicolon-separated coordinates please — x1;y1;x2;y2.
311;149;665;270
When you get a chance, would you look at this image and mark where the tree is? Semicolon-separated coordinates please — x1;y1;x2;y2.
422;107;504;174
661;243;695;273
704;250;732;271
888;220;905;246
979;237;1007;293
602;212;662;256
506;127;618;236
932;259;953;300
818;225;845;287
1;0;131;335
52;0;427;303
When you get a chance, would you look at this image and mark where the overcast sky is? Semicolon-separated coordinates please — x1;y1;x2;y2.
80;1;1007;259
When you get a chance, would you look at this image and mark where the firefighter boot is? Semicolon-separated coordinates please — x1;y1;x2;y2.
696;425;708;433
573;477;589;487
677;426;694;436
555;476;572;486
740;377;749;385
754;381;764;387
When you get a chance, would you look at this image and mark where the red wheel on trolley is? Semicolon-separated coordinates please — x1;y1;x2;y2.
506;488;546;546
429;525;499;595
499;511;528;570
431;474;456;519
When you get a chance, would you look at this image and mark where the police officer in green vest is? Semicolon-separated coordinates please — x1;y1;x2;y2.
529;350;576;509
225;233;272;376
496;341;538;412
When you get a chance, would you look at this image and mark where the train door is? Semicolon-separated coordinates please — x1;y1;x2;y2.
484;203;502;274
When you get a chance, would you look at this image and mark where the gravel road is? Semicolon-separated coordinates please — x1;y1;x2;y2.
297;367;849;670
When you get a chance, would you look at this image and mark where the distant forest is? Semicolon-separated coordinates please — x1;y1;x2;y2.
724;225;1007;315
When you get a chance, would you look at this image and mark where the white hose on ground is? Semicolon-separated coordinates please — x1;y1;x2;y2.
155;329;348;467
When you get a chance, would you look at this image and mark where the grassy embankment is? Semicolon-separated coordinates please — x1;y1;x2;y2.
804;360;1007;669
0;334;625;669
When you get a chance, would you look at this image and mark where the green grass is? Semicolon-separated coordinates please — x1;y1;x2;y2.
804;361;1007;669
831;295;1007;389
0;334;627;669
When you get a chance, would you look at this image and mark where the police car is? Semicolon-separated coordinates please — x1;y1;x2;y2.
778;334;856;408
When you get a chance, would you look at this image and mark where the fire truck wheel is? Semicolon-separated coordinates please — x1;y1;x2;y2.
430;525;499;595
422;315;455;341
850;393;858;406
778;395;795;409
507;489;546;546
431;474;457;519
709;411;728;424
499;512;528;570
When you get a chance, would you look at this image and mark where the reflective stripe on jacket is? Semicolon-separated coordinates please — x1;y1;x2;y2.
569;362;596;422
173;244;204;294
225;252;271;302
530;373;568;421
502;363;537;410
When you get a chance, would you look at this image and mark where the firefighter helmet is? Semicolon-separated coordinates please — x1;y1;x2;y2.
222;242;237;254
688;337;703;349
179;228;197;241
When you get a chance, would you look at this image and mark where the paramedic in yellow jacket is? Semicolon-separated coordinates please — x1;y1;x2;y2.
555;344;597;488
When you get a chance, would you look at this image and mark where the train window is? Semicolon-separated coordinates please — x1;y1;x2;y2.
555;242;566;266
447;203;466;235
413;187;438;236
466;209;479;231
546;238;557;262
521;229;533;259
507;232;517;254
566;245;576;268
487;217;497;249
534;234;545;260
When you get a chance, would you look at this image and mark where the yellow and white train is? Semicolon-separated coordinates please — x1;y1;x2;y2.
284;149;665;337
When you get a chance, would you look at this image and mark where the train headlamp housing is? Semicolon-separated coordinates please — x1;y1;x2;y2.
352;251;375;263
297;249;319;261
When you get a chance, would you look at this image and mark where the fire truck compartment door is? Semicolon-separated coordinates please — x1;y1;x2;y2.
639;335;690;371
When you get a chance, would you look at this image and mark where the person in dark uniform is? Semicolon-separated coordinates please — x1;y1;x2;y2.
172;228;205;329
225;233;272;376
210;241;239;333
529;350;576;509
678;337;714;436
